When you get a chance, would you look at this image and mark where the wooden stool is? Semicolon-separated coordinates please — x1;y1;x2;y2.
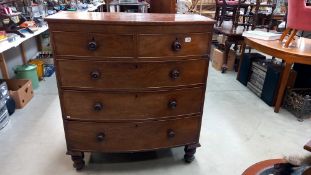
242;159;285;175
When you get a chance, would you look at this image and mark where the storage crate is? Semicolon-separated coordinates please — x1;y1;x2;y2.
283;88;311;121
0;105;9;131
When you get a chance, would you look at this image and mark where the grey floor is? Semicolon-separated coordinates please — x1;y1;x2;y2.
1;65;311;175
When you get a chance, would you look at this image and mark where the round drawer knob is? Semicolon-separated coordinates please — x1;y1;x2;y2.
90;70;101;80
168;100;177;109
88;41;97;51
170;69;180;80
94;103;103;111
167;129;175;138
96;133;105;142
172;40;182;52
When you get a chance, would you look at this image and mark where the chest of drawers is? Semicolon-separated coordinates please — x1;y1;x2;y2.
46;12;215;170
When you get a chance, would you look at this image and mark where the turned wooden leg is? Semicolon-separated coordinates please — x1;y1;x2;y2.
184;143;201;163
285;29;298;48
279;28;291;43
67;151;85;171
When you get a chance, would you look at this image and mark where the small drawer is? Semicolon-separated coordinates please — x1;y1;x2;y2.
62;87;204;121
52;32;135;57
57;59;208;89
138;33;211;57
65;116;201;152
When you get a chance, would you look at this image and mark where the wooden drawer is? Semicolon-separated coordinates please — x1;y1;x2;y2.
52;32;135;57
62;87;204;121
138;33;211;57
65;116;201;152
57;59;208;89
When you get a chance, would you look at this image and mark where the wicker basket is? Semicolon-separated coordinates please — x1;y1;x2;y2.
283;88;311;121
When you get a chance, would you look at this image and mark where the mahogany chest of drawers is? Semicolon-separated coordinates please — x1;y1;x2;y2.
46;12;215;170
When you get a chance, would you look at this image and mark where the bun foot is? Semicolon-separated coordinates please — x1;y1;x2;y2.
72;156;85;171
68;151;85;171
184;143;200;163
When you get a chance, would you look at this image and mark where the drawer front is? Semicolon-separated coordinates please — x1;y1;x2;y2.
65;116;200;152
52;32;135;57
57;59;208;89
138;33;210;57
62;87;204;121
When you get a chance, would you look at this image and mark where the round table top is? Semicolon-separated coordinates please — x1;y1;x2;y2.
244;37;311;65
242;159;285;175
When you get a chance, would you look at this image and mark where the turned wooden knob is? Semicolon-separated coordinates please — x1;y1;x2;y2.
88;41;97;51
170;69;180;80
94;103;103;111
167;129;175;138
96;133;105;142
172;39;182;51
90;70;101;80
168;100;177;109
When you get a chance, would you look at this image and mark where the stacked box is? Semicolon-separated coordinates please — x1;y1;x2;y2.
0;81;9;131
247;61;269;96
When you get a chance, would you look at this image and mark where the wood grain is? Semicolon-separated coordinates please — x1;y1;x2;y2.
62;87;204;121
57;59;208;90
65;116;200;152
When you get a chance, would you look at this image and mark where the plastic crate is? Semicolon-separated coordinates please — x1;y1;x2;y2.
0;106;9;131
283;88;311;121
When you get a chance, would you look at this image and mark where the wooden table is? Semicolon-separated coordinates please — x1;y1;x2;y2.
214;25;244;73
0;25;48;79
242;159;285;175
241;37;311;113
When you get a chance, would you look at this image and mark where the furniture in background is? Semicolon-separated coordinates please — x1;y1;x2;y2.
106;1;148;13
240;37;311;113
239;0;276;31
0;26;48;79
214;23;244;73
149;0;176;13
280;0;311;47
215;0;244;28
46;11;215;170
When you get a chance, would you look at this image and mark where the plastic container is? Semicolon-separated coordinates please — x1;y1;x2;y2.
14;64;39;89
28;60;44;79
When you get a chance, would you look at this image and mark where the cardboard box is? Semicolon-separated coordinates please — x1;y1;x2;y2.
217;34;227;45
4;79;34;109
211;47;236;71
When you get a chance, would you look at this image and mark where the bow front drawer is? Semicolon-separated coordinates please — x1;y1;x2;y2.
138;33;211;57
52;32;135;57
62;87;204;121
57;59;208;89
65;116;200;152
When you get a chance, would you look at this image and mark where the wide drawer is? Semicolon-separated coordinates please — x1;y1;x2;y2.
57;59;208;89
62;87;204;121
65;116;201;152
52;32;135;57
138;33;211;57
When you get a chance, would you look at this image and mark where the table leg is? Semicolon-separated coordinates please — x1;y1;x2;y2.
237;42;246;79
222;40;232;73
20;43;27;64
274;61;293;113
36;35;43;52
0;53;10;79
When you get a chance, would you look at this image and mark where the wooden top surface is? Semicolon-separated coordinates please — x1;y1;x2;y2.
245;37;311;64
45;11;215;25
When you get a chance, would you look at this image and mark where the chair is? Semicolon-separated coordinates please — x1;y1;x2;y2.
280;0;311;47
215;0;243;28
